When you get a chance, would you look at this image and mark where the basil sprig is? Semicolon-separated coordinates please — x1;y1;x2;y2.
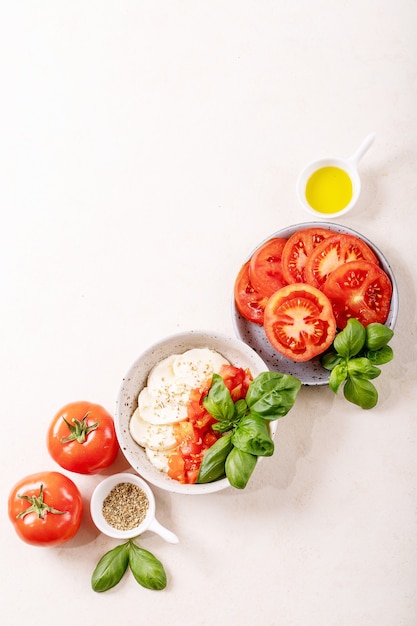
321;318;394;409
197;371;301;489
91;538;167;593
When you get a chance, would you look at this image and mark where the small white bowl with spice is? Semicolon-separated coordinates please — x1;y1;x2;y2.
90;472;179;543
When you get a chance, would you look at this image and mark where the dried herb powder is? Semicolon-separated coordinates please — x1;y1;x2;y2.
102;482;149;531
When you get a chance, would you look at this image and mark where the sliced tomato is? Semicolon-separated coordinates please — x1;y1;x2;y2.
281;227;333;284
263;283;337;362
323;260;392;329
234;261;269;325
304;233;379;289
249;237;288;297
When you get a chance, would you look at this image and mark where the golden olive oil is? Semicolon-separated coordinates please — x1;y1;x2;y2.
305;166;353;214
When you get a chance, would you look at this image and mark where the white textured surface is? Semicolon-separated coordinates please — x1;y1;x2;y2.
1;2;416;625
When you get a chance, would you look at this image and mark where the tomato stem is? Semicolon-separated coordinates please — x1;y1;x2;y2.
61;412;99;444
16;484;67;519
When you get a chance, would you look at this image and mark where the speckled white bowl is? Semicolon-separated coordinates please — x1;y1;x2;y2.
115;331;273;495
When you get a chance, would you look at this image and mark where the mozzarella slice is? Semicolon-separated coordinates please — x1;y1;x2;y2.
172;348;230;389
138;348;230;425
145;447;171;472
129;407;177;450
138;386;188;425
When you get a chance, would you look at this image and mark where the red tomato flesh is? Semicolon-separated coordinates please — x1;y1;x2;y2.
234;261;269;325
323;260;392;329
249;237;288;297
304;233;379;289
281;227;333;284
263;283;337;362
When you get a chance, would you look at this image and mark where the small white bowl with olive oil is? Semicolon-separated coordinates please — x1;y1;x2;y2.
296;132;376;218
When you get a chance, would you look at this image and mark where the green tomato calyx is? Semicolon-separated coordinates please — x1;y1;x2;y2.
61;412;99;444
16;484;67;519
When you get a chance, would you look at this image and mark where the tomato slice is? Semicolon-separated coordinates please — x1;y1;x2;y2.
281;227;333;284
304;233;379;289
263;283;337;362
323;260;392;329
234;261;269;325
249;237;288;297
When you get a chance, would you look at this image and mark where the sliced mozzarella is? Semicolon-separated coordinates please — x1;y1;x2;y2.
129;407;177;450
147;354;177;392
172;348;230;388
137;348;230;427
146;447;171;472
138;386;188;425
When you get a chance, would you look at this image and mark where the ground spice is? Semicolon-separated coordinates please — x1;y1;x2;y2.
102;482;149;531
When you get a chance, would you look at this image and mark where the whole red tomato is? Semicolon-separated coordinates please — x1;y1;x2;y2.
8;471;83;547
47;401;119;474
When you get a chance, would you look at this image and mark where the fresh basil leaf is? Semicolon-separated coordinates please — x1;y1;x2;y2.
245;372;301;420
365;323;394;351
347;357;381;380
365;345;394;365
343;376;378;409
232;413;274;457
91;542;130;593
129;542;167;590
203;373;236;423
321;350;343;371
329;362;347;393
225;447;257;489
235;398;249;421
334;318;366;358
197;433;233;483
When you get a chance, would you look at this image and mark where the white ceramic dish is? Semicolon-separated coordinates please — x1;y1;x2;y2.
115;331;273;494
296;133;376;218
232;222;399;386
90;472;179;542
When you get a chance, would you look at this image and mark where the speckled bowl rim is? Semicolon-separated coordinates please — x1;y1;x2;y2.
115;330;273;495
231;222;399;386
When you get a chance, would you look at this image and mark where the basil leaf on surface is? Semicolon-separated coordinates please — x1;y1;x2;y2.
245;372;301;420
129;542;167;590
225;447;257;489
91;542;130;593
343;376;378;410
365;323;394;351
334;318;366;358
197;433;233;483
231;414;274;457
203;373;236;423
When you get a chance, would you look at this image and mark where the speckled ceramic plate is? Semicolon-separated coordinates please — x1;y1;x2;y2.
232;222;399;386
